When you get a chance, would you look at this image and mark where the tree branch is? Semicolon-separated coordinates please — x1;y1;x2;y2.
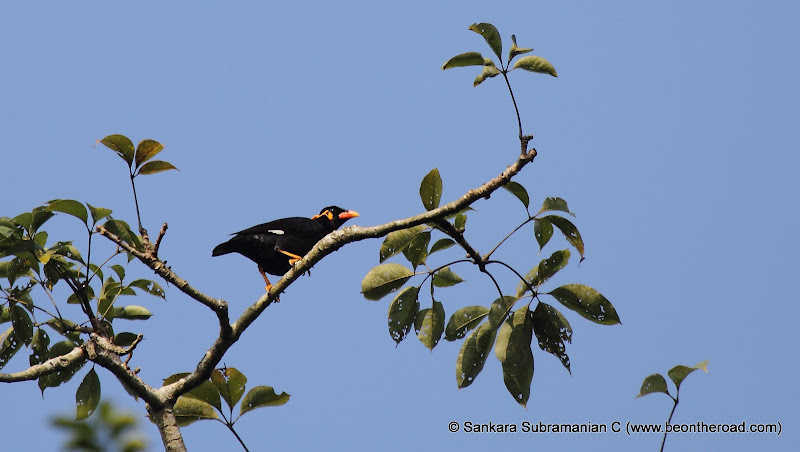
105;146;538;405
0;344;87;383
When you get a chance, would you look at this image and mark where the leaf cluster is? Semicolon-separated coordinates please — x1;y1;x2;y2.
165;367;289;440
442;23;557;87
361;168;620;407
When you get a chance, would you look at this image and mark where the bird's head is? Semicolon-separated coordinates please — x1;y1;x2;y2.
312;206;359;231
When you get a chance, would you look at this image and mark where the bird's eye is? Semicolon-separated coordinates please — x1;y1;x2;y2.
325;210;333;221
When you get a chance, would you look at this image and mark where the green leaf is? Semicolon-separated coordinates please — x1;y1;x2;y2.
441;51;486;69
473;65;501;87
668;360;709;391
468;23;502;60
113;332;140;348
542;215;584;261
432;266;464;287
136;160;178;176
184;380;223;413
239;386;290;416
636;374;670;398
456;322;496;388
110;264;125;281
211;367;248;410
488;295;518;329
508;34;534;63
134;139;164;168
516;249;571;297
444;306;489;341
402;231;430;270
419;168;443;211
548;284;620;325
103;219;142;251
112;305;152;320
75;368;101;420
538;197;575;216
29;208;55;235
388;286;419;344
128;279;166;299
361;263;414;301
502;181;530;209
86;203;112;225
429;238;456;255
29;328;51;366
531;302;572;373
173;397;219;426
453;214;467;232
533;218;554;252
0;326;22;370
512;55;558;77
494;306;534;407
414;300;445;351
46;200;88;226
11;305;34;345
379;225;426;262
39;341;86;394
99;134;135;167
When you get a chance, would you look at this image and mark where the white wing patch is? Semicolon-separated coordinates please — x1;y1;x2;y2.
268;229;284;235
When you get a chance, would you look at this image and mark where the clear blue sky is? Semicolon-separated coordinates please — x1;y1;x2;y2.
2;1;798;451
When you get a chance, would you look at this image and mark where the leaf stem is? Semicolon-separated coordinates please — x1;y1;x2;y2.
484;216;536;259
661;393;679;452
501;71;524;145
129;172;145;235
226;422;251;452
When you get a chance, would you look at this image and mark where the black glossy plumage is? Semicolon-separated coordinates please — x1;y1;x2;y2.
212;206;359;280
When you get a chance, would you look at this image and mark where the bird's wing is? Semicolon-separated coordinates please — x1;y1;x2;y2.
233;217;324;238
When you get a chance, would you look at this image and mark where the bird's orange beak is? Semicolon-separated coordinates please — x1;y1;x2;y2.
338;210;359;220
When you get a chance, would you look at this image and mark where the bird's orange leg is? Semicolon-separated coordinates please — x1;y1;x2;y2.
259;266;279;302
277;249;304;266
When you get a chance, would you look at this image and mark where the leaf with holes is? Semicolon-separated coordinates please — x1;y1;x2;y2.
495;306;534;407
361;263;414;301
75;368;101;420
380;225;426;262
468;23;502;60
388;286;419;344
548;284;620;325
636;374;670;398
414;300;444;351
542;215;584;261
444;306;489;341
420;168;443;211
516;249;571;297
212;367;248;410
240;386;290;416
534;218;554;252
488;295;518;329
456;322;496;388
403;231;430;270
531;302;572;373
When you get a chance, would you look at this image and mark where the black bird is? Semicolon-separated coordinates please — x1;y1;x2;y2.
212;206;359;293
